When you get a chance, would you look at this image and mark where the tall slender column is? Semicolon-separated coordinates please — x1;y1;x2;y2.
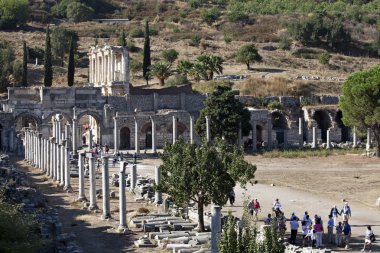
88;154;98;210
89;129;93;150
57;119;62;146
211;206;222;253
38;133;43;170
130;164;136;192
43;138;46;172
26;131;29;162
205;116;210;143
312;127;317;149
24;131;28;161
172;116;177;144
352;126;357;148
113;117;118;151
53;139;58;180
190;115;194;144
46;139;51;176
72;119;77;154
60;140;65;187
366;128;371;152
151;118;156;153
326;129;331;149
267;117;272;150
101;156;111;219
299;118;303;149
50;137;55;179
78;153;86;201
110;51;114;81
64;140;72;191
134;118;140;154
154;166;162;204
118;161;128;233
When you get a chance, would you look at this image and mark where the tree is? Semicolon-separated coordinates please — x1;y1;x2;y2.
201;7;221;25
66;2;94;22
118;30;127;47
143;20;151;84
0;0;30;30
156;139;256;231
339;67;380;157
0;40;15;92
21;41;27;87
196;86;251;143
161;49;179;63
44;26;52;87
176;60;193;78
67;37;75;87
149;63;173;86
51;27;78;66
196;54;224;80
236;44;262;70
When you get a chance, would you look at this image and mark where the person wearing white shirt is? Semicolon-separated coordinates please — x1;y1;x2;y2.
362;225;374;252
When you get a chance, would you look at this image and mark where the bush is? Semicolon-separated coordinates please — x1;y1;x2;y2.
166;74;190;87
161;49;179;63
52;0;77;18
319;52;331;65
278;34;291;50
227;2;249;23
190;34;202;46
28;46;44;61
130;59;143;77
0;0;30;30
66;2;94;22
149;27;159;36
188;0;203;9
201;7;221;25
267;100;283;110
129;28;144;38
127;40;140;53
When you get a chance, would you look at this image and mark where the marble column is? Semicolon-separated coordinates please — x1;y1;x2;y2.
211;206;222;253
366;128;371;152
118;161;128;233
312;127;317;149
50;137;55;179
46;139;51;176
130;164;137;192
154;166;162;204
267;117;273;150
72;119;78;154
172;116;177;144
59;140;65;187
299;118;303;149
151;118;156;153
113;117;118;151
189;116;194;144
64;140;71;191
89;129;93;150
326;129;331;149
38;133;43;170
24;131;28;161
101;156;111;219
42;138;46;172
134;119;140;154
251;120;257;152
352;126;357;148
205;116;210;143
78;153;86;201
88;154;98;210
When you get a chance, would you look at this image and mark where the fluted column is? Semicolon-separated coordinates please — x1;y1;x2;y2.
64;140;71;191
72;119;78;154
59;140;65;187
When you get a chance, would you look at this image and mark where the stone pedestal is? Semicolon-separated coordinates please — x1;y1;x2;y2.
101;156;111;219
118;161;128;233
211;206;222;253
88;154;98;210
154;166;162;204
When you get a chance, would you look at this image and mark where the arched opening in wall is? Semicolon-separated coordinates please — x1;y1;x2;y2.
271;111;288;144
313;110;331;142
78;114;101;147
15;113;39;133
141;123;152;149
0;124;2;150
335;110;350;142
120;127;131;149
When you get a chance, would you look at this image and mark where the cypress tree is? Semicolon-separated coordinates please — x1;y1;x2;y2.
118;30;127;47
142;20;151;84
67;37;75;87
44;26;53;87
21;41;28;87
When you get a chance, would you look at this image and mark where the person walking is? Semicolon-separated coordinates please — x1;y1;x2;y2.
341;202;352;222
272;198;283;217
335;221;343;246
290;216;299;244
228;190;235;206
264;213;272;225
330;205;341;226
327;215;334;244
248;199;254;216
343;220;352;250
301;221;308;247
253;198;261;220
361;225;375;252
314;218;324;248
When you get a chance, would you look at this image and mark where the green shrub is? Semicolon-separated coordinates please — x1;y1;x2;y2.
66;2;94;22
319;52;331;65
173;27;181;33
227;2;249;23
161;49;179;63
166;74;190;87
180;9;189;18
188;0;203;9
149;27;159;36
28;46;44;60
201;7;221;25
129;28;144;38
278;34;291;50
267;100;283;111
190;34;202;46
0;0;30;29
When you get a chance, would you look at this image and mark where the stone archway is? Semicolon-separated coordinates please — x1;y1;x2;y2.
335;110;350;142
271;111;288;144
313;110;331;142
120;127;131;149
14;112;41;132
77;111;102;146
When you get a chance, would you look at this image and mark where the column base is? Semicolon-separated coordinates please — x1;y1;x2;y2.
88;204;99;211
63;185;73;192
117;225;128;234
101;213;111;220
77;196;87;202
59;182;65;187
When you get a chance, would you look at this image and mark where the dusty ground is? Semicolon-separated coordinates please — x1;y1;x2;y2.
14;154;380;252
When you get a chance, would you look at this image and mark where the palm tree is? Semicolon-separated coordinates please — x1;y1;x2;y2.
176;60;193;78
196;55;224;80
149;63;173;86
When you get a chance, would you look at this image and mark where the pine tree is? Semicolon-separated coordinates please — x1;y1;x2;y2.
44;26;53;87
118;30;127;47
142;20;151;84
21;41;28;87
67;37;75;87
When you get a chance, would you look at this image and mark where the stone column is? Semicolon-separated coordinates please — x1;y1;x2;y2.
59;140;65;187
134;118;140;154
211;205;222;253
172;116;177;144
24;131;28;161
299;118;303;149
50;137;55;179
352;126;357;148
88;154;98;210
118;161;128;233
366;128;371;152
46;139;50;176
72;119;77;154
190;115;194;144
34;132;37;166
42;138;46;172
65;123;71;151
77;152;86;201
205;116;210;143
38;133;43;170
110;51;114;81
267;117;272;150
151;118;156;153
130;164;136;192
57;119;62;146
64;140;72;191
101;156;111;219
326;129;331;149
154;166;162;204
89;129;93;150
283;130;288;149
312;127;317;148
251;120;257;152
113;117;118;151
123;49;130;94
